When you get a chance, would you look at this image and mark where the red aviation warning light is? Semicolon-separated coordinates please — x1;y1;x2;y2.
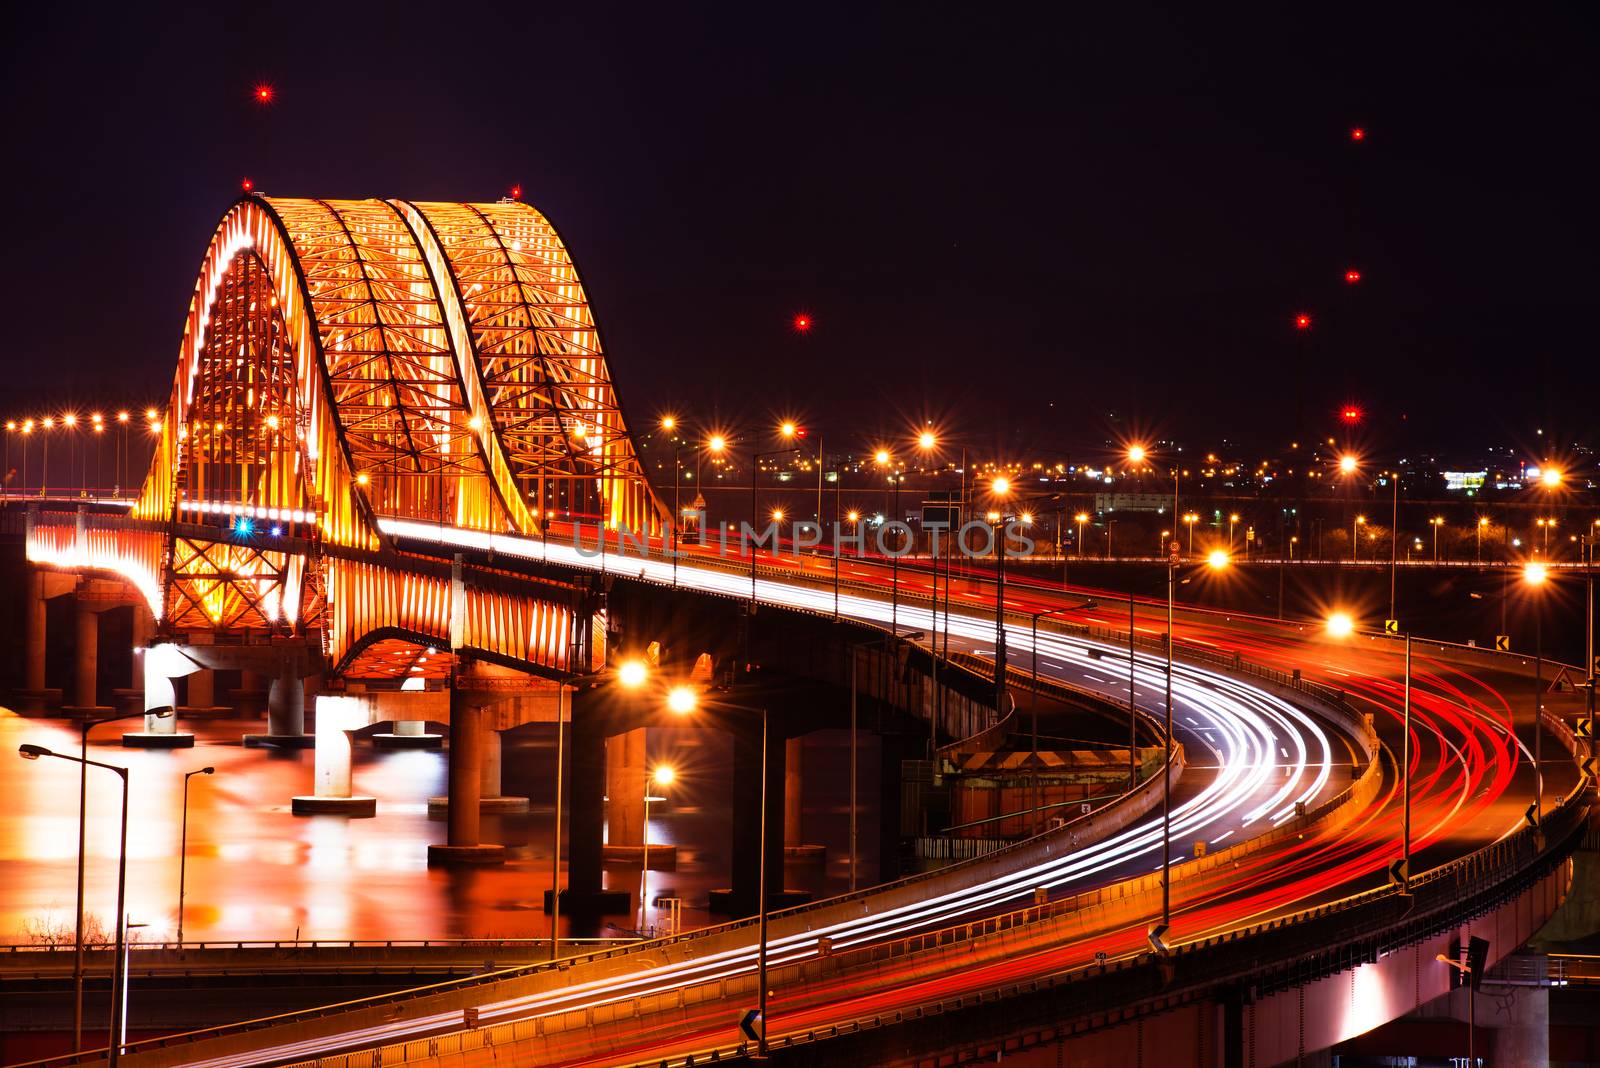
793;314;812;333
241;177;254;193
1341;405;1363;424
1350;127;1365;141
1294;313;1312;330
253;83;274;105
1345;269;1362;284
509;184;523;200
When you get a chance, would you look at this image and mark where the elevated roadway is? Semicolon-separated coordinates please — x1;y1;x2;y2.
24;522;1584;1067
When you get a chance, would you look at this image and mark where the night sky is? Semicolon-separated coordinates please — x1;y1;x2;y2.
3;6;1595;462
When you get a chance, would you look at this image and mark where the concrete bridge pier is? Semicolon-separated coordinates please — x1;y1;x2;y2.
546;695;629;915
72;598;103;711
122;640;198;748
427;683;506;867
426;727;530;812
185;668;216;710
601;728;677;869
373;719;444;749
784;735;826;863
291;695;377;816
243;665;315;748
710;717;808;916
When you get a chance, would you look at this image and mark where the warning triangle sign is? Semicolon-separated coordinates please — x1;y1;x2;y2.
1549;667;1577;693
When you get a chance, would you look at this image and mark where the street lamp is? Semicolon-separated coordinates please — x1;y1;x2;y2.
1228;513;1239;553
1328;615;1411;890
1524;561;1548;829
1477;516;1489;564
1353;515;1366;561
662;688;774;1056
19;743;131;1065
1075;512;1088;557
1430;516;1444;562
177;767;215;944
1153;546;1231;947
874;448;905;634
752;441;801;604
669;430;715;587
52;709;171;1053
640;765;675;930
1183;512;1199;554
989;477;1015;713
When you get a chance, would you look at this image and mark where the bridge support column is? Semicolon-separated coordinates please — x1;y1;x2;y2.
186;669;216;710
292;695;376;816
602;728;674;868
711;719;808;916
546;699;628;914
25;569;47;697
427;727;530;812
428;687;504;866
244;664;315;748
374;719;444;749
1489;983;1548;1066
71;599;104;711
784;735;825;863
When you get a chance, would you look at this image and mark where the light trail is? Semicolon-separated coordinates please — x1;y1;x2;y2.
139;520;1343;1068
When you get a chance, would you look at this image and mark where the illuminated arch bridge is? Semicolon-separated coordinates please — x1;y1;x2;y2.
29;195;670;676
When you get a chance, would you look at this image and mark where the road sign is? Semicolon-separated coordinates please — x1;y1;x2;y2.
1549;667;1577;693
1495;634;1511;652
1576;718;1593;738
1384;619;1399;634
1146;922;1170;956
1388;857;1408;885
1524;802;1539;828
1580;756;1595;780
739;1009;762;1043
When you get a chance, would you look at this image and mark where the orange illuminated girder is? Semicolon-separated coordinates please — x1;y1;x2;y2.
126;193;665;645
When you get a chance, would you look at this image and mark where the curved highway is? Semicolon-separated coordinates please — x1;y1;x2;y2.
80;522;1566;1068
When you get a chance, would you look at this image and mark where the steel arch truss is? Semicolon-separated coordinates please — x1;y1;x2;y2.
130;192;661;650
398;200;667;535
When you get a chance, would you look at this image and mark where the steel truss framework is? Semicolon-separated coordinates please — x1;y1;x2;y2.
122;194;663;670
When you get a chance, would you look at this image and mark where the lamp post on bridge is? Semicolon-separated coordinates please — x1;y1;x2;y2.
750;444;800;606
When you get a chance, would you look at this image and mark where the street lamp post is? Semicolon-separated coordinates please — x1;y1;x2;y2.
176;766;215;945
666;688;772;1055
1477;517;1488;564
669;437;706;588
989;478;1014;712
1431;517;1444;562
61;709;170;1053
1525;562;1548;828
1076;512;1088;558
1157;548;1231;939
19;744;131;1065
751;445;800;604
1353;515;1366;562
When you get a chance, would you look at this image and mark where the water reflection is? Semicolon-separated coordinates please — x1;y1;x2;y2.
0;711;862;943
